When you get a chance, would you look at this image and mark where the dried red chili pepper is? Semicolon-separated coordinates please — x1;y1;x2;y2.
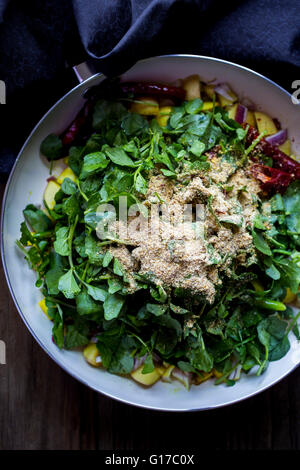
250;163;292;194
243;124;300;179
61;100;93;147
84;78;186;103
119;81;186;101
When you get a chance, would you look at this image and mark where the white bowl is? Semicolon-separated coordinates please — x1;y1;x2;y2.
2;55;300;411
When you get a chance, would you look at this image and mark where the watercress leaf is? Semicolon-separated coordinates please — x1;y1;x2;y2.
181;113;210;136
155;327;178;355
85;233;104;264
87;284;108;302
257;316;288;362
185;98;203;114
68;146;83;176
62;194;80;218
113;258;124;276
286;213;300;234
61;177;78;195
189;140;205;157
80;175;102;196
186;345;213;372
202;124;222;149
64;324;89;349
283;180;300;213
150;285;168;303
103;293;125;320
104;146;136;167
275;258;300;294
214;112;236;132
97;331;135;374
45;266;65;295
170;304;190;315
93;99;127;129
265;264;281;280
121;113;148;136
52;308;64;349
134;172;148;195
20;221;34;246
76;288;103;315
269;336;290;361
58;269;81;299
154;152;174;170
84;133;102;154
146;303;168;316
108;278;123;294
102;250;113;267
23;205;52;232
160;168;177;178
271;193;285;212
169;111;184;129
73;232;86;257
253;214;267;230
246;343;262;364
257;322;270;350
80;152;109;179
236;127;248;141
142;354;155;374
53;227;70;256
40;134;63;161
252;230;272;256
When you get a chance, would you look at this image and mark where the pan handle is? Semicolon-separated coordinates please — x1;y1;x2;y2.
72;61;97;83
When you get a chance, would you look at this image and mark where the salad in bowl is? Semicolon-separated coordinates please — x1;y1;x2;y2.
17;73;300;391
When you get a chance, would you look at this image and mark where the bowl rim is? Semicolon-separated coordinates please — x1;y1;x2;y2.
1;53;299;412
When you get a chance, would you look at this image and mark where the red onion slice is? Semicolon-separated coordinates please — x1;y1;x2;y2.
171;367;192;389
265;129;287;146
229;364;242;381
214;83;235;102
47;176;57;183
235;104;248;124
133;354;147;371
133;352;161;371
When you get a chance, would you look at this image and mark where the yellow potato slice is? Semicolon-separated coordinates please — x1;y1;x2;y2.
38;298;51;320
195;371;213;385
161;365;175;382
131;365;164;386
278;139;291;156
44;180;61;210
283;288;297;304
227;104;238;120
203;84;215;99
83;344;102;367
130;97;159;116
213;369;223;379
182;75;201;100
157;105;172;126
56;167;77;185
202;101;217;111
245;110;256;127
254;111;277;135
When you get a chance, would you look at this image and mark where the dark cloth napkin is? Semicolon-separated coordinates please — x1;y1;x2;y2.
0;0;300;180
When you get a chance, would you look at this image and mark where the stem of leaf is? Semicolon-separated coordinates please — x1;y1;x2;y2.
244;130;267;156
77;180;89;202
68;214;78;270
45;296;77;309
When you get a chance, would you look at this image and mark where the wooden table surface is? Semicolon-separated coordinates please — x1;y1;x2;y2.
0;181;299;451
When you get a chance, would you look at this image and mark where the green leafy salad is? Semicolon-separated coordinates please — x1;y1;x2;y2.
17;75;300;389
